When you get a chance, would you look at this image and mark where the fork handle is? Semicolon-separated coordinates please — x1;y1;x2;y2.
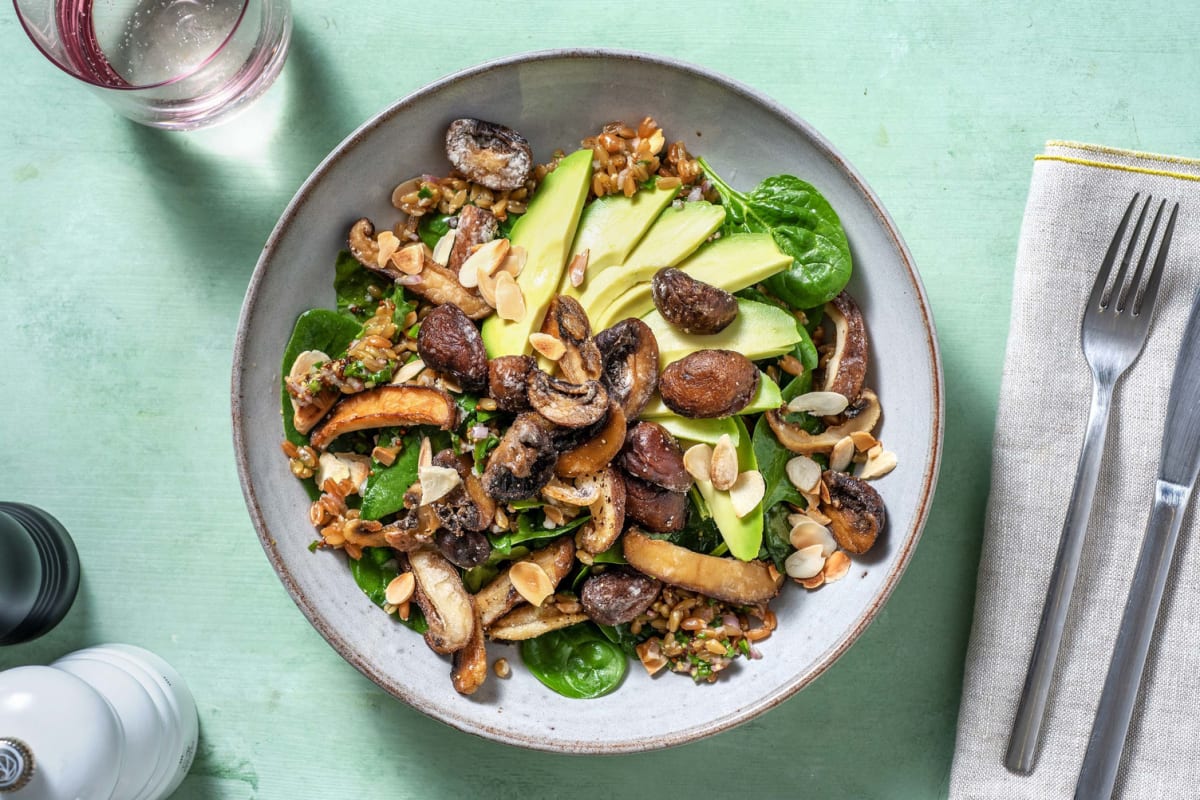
1006;379;1114;774
1074;480;1189;800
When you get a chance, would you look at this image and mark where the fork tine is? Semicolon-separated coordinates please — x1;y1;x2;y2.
1133;202;1180;316
1117;199;1165;312
1088;194;1140;311
1106;195;1153;309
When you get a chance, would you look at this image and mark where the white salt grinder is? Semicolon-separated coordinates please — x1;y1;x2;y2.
0;644;198;799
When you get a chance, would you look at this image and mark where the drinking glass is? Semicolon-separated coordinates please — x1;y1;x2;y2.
14;0;292;130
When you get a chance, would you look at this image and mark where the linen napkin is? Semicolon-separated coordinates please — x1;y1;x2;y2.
950;141;1200;799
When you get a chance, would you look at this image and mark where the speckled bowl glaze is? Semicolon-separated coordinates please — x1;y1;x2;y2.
232;49;943;753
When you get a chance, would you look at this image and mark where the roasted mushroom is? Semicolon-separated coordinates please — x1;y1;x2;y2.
595;319;659;419
622;475;688;533
766;389;881;454
487;354;534;412
401;258;493;320
540;295;602;384
286;349;338;434
450;602;488;695
447;204;498;275
658;350;759;418
309;386;457;450
409;549;476;654
435;529;492;569
622;529;782;605
527;370;610;429
347;218;386;274
382;504;439;552
580;569;662;626
650;268;738;334
820;470;886;554
481;412;559;501
821;291;869;402
429;450;496;535
555;402;626;478
475;538;575;627
445;118;534;192
417;303;489;393
487;602;589;641
575;468;626;554
618;421;692;492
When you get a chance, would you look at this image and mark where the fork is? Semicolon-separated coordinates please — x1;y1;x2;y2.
1006;194;1178;775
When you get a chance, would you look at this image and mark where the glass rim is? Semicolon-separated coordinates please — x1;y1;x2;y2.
12;0;252;92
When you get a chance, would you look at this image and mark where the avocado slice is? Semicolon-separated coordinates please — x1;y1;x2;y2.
645;299;802;368
559;184;678;299
656;416;740;447
592;233;792;331
480;149;593;357
577;201;725;324
640;371;782;419
695;417;762;561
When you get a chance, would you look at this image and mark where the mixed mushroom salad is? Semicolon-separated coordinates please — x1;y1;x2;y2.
279;116;897;698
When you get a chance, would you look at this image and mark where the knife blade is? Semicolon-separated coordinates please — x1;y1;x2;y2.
1157;290;1200;487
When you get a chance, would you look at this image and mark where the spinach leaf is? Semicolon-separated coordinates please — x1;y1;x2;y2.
645;491;722;554
521;623;627;699
333;251;391;320
280;309;361;448
348;547;428;632
701;158;851;309
360;430;421;521
488;513;590;559
761;503;793;572
418;214;454;250
737;286;819;372
752;371;824;514
596;622;647;658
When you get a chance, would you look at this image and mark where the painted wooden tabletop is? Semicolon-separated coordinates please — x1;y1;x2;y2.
4;2;1199;797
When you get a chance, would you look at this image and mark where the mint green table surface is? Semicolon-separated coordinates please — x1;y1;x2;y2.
4;3;1199;797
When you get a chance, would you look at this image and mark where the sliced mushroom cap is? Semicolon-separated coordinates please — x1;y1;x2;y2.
822;291;869;402
820;470;886;554
527;370;610;429
435;529;492;569
650;268;738;334
487;602;590;641
487;354;534;412
447;204;498;275
450;602;487;695
402;257;493;320
445;118;534;192
409;550;476;654
347;218;383;272
481;412;559;501
622;529;782;605
618;421;692;492
595;319;660;420
555;402;627;478
622;475;689;533
382;505;438;552
476;537;575;628
575;468;626;555
766;388;881;455
540;295;602;384
429;450;496;534
580;568;662;626
417;303;490;393
309;386;457;450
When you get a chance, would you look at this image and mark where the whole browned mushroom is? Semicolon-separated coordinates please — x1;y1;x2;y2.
487;354;534;412
618;421;692;492
822;291;869;402
540;295;602;384
820;470;885;554
445;118;534;192
658;350;759;418
580;569;662;626
527;370;610;429
622;475;688;533
595;319;660;420
417;304;490;393
650;268;738;334
481;412;559;501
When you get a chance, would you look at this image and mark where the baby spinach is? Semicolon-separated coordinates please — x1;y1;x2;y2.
645;492;722;554
700;158;851;309
520;623;628;699
280;309;361;447
348;547;428;632
360;431;422;521
760;503;794;572
418;214;453;250
488;513;590;559
333;251;391;319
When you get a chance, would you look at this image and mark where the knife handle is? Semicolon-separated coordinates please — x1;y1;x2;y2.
1075;480;1190;800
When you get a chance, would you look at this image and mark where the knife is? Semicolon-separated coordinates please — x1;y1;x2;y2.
1075;288;1200;800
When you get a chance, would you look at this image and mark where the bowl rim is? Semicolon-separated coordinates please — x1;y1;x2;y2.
231;47;944;753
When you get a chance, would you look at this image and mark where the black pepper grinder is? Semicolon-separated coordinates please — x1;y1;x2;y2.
0;503;80;645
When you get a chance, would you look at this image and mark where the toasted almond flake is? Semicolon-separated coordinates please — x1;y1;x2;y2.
785;543;827;579
510;561;555;607
317;452;371;494
371;444;400;466
636;639;668;675
462;238;510;285
868;444;884;459
390;243;426;275
568;249;590;288
799;573;825;590
789;519;837;557
785;455;821;492
493;506;509;531
431;229;457;266
384;572;416;606
806;506;832;526
767;563;782;583
493;658;512;679
477;270;498;306
859;449;898;480
830;436;855;472
438;373;463;394
710;434;739;491
786;391;850;417
494;272;526;322
376;230;400;267
418;436;433;469
728;471;765;518
819;477;832;504
823;550;851;583
288;349;330;412
542;505;565;528
647;129;665;156
391;358;426;385
391;176;422;208
501;245;527;277
529;333;566;361
542;475;601;507
850;431;879;452
418;465;461;505
683;443;714;483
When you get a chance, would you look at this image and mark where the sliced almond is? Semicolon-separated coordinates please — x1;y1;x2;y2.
289;349;329;380
529;333;566;361
541;475;601;507
823;550;851;583
785;455;821;492
799;573;825;590
785;544;826;579
859;449;898;480
390;243;426;275
431;229;457;266
371;444;400;466
418;436;433;470
376;230;400;268
850;431;879;452
502;245;527;278
789;519;837;557
728;471;765;518
867;444;884;459
636;639;668;676
568;249;590;288
710;434;739;491
384;572;416;606
494;271;526;322
509;561;554;607
806;506;832;526
647;129;666;156
786;391;849;417
683;443;714;483
317;451;371;494
418;464;461;505
830;436;855;473
391;358;426;385
477;269;498;306
461;238;510;285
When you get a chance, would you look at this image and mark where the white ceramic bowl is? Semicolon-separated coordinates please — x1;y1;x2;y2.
232;49;943;752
